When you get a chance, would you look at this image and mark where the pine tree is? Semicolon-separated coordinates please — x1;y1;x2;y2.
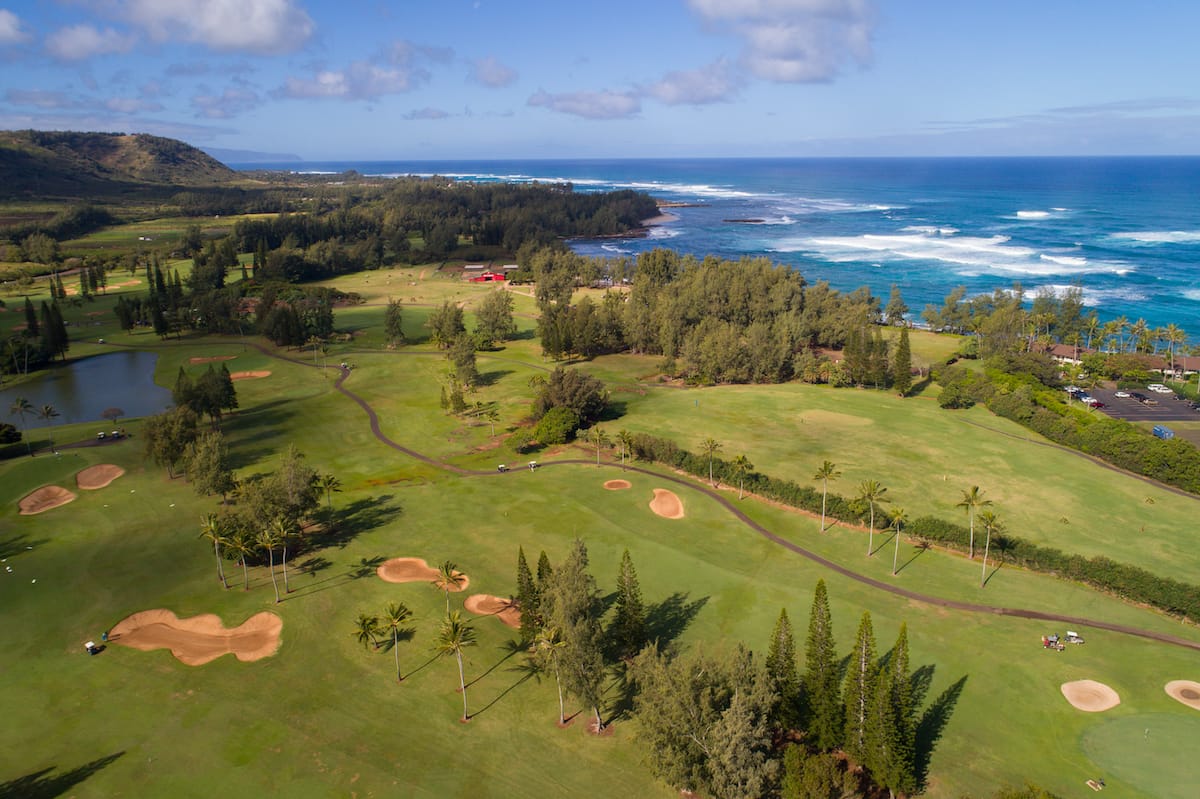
218;364;238;416
869;624;916;798
765;608;800;728
803;580;842;751
515;546;539;641
54;273;66;300
23;297;38;338
612;549;646;660
843;611;877;763
893;327;913;396
536;550;554;588
869;328;889;389
173;366;196;409
542;539;606;731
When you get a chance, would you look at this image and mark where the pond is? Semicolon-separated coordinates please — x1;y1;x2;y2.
1;351;173;425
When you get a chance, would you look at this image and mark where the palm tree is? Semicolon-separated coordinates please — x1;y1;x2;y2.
616;429;633;470
256;524;283;604
37;404;59;451
956;486;992;560
318;473;342;510
888;507;909;576
700;437;722;486
1083;315;1101;351
198;514;229;589
978;510;1003;588
436;560;465;615
730;454;753;499
268;517;295;595
434;611;477;722
380;602;413;681
1165;323;1187;377
226;528;255;591
589;426;609;465
354;613;381;651
532;625;568;724
813;460;840;532
856;480;889;557
8;397;34;456
485;408;500;437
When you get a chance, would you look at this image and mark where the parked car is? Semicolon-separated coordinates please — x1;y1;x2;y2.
1082;397;1105;408
1114;390;1131;398
1131;392;1148;402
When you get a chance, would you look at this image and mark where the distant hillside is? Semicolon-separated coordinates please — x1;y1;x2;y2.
0;130;237;199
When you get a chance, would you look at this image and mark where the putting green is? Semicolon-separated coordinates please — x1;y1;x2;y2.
1081;713;1200;799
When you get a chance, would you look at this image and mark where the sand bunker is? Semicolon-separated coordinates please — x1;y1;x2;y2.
650;488;684;519
376;557;470;591
109;609;282;666
604;479;632;490
1165;680;1200;710
1061;680;1121;712
189;355;236;364
464;594;522;629
230;370;271;381
18;485;77;515
76;464;125;490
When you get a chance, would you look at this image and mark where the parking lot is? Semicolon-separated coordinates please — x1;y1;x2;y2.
1084;387;1200;423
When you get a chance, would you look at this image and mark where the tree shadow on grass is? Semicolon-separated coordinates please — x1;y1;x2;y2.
0;751;124;799
644;592;708;648
0;533;48;560
464;645;520;690
468;672;535;720
895;542;930;575
475;369;513;388
914;674;968;791
312;495;403;550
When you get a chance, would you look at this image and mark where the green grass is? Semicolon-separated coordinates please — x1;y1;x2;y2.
1081;713;1200;799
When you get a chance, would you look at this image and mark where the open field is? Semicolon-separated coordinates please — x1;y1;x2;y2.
3;268;1200;798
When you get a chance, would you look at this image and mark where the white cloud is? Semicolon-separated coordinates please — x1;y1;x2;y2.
105;96;164;113
0;9;30;45
192;86;262;118
5;89;79;109
687;0;875;83
469;56;517;88
45;24;136;61
120;0;313;54
404;107;450;120
527;89;640;120
643;60;741;105
275;40;445;101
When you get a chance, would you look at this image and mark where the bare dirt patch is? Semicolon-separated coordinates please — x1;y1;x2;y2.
604;479;632;490
1061;680;1121;711
229;370;271;381
376;557;470;591
1165;680;1200;710
109;609;282;666
188;355;236;364
18;485;77;515
76;464;125;490
464;594;521;628
650;488;685;519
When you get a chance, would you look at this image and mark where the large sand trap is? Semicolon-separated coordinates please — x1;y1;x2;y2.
18;485;77;515
109;609;282;666
650;488;684;519
604;479;632;490
1061;680;1121;712
464;594;522;629
376;557;470;591
76;464;125;490
1165;680;1200;710
189;355;236;364
230;370;271;381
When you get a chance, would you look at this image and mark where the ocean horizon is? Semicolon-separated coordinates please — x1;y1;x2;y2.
232;156;1200;343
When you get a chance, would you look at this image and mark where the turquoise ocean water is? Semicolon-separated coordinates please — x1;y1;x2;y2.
237;157;1200;339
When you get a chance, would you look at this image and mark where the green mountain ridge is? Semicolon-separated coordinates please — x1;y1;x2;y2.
0;129;236;199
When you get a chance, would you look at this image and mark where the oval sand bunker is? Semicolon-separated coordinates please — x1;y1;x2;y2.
18;485;76;515
650;488;684;519
376;557;469;591
604;479;631;490
77;464;125;490
230;370;271;381
464;594;522;629
1061;679;1120;712
109;609;281;665
1165;680;1200;710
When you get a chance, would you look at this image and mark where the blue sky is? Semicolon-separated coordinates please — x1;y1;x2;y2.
1;0;1198;160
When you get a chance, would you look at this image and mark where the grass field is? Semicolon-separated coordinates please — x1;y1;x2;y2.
3;267;1199;798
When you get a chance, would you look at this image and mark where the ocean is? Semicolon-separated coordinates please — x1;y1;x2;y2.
235;157;1200;340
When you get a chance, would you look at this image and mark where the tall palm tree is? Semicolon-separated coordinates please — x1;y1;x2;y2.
485;408;500;437
380;602;413;681
532;625;568;724
354;613;381;651
856;479;890;557
37;404;59;451
198;514;229;589
813;461;840;532
318;473;342;510
616;429;633;470
1165;323;1186;377
256;525;283;604
956;486;992;560
978;510;1003;588
888;507;908;576
730;454;753;500
9;397;34;456
700;437;722;486
434;611;477;722
269;517;295;595
226;528;255;591
436;560;465;615
1083;315;1101;351
590;426;609;465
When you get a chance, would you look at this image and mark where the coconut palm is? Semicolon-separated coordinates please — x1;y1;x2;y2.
856;479;890;557
436;560;466;615
225;527;255;591
730;454;753;500
888;507;909;576
700;437;722;486
198;513;229;589
354;613;381;651
256;524;283;604
318;473;342;510
485;408;500;437
813;460;840;532
1165;323;1187;377
978;510;1003;588
589;426;609;465
8;397;34;455
616;429;633;470
532;625;568;724
37;404;59;450
268;516;295;595
380;602;413;681
956;486;992;560
434;611;477;722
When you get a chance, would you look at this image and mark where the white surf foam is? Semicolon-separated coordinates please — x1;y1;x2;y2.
1035;284;1148;308
1183;289;1200;303
1109;230;1200;245
1016;210;1051;219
